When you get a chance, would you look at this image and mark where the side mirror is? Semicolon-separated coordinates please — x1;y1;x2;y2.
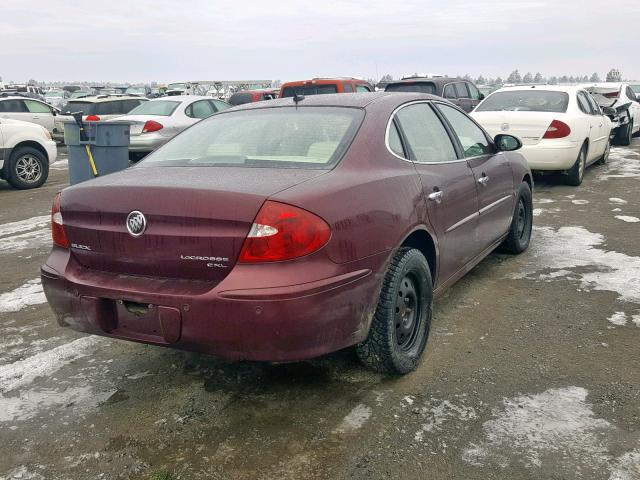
602;106;616;117
494;134;522;152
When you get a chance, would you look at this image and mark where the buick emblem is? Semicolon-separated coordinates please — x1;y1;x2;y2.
126;211;147;237
501;123;510;132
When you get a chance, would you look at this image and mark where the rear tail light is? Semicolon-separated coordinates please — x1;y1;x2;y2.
142;120;163;133
239;201;331;263
603;91;619;98
51;192;70;248
85;114;100;121
542;119;571;139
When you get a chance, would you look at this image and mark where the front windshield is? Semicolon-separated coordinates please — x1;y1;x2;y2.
138;107;364;169
476;90;569;113
127;100;180;116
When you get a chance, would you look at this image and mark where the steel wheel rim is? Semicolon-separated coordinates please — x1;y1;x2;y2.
15;155;42;183
516;197;527;240
395;274;421;351
578;150;585;179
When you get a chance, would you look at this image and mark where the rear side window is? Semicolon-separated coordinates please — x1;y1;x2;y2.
454;83;470;98
385;82;436;95
388;122;405;157
281;84;339;97
476;90;569;113
357;85;372;93
443;84;456;99
394;103;457;163
343;83;354;93
577;92;592;114
585;94;601;115
24;100;52;113
437;104;492;157
0;99;28;112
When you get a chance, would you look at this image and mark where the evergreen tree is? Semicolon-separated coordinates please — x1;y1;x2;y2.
590;72;600;82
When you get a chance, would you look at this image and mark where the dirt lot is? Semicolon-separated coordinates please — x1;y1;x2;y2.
1;143;639;480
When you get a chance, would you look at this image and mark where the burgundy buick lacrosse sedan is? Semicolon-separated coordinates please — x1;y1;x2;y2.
42;92;533;374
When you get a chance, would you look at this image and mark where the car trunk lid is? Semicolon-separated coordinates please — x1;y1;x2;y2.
61;166;327;284
472;111;561;145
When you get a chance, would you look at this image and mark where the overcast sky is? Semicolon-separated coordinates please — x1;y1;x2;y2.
2;0;639;84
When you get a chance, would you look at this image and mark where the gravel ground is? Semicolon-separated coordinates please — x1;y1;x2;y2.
0;142;639;480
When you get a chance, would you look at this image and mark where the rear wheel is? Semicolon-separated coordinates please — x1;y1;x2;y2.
6;147;49;189
498;182;532;254
356;248;432;375
566;144;586;186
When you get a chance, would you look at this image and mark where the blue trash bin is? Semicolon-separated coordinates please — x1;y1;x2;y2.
64;121;130;185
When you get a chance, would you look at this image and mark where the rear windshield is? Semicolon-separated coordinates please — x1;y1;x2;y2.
128;100;180;116
385;82;436;94
281;84;338;97
476;90;569;113
228;93;255;105
138;107;364;169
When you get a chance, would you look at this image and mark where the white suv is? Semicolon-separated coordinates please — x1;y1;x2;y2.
0;117;57;189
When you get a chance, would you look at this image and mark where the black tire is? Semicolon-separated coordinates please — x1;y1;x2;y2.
356;248;432;375
498;182;533;254
597;140;610;165
6;147;49;190
615;119;633;146
566;144;586;186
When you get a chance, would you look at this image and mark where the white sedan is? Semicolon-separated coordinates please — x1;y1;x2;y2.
472;85;612;186
108;96;230;160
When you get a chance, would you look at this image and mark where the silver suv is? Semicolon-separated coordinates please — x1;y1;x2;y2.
60;95;147;122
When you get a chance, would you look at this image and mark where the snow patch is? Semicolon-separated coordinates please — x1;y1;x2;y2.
535;198;555;204
0;466;45;480
0;336;103;393
632;315;640;328
0;279;46;313
0;215;51;254
609;198;628;205
414;398;477;443
600;148;640;179
0;215;49;237
334;404;371;433
609;450;640;480
514;226;640;303
572;199;589;205
463;387;611;470
614;216;640;223
50;159;68;170
608;312;627;326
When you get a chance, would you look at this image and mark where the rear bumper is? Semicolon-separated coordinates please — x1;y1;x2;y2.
520;142;580;171
128;133;168;153
41;248;386;362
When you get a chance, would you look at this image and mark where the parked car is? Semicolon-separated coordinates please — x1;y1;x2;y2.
42;92;532;374
108;96;231;160
60;95;148;122
280;77;374;97
0;95;69;142
44;90;70;109
166;82;206;96
472;85;613;186
1;84;45;101
228;89;279;106
125;85;152;98
385;77;484;113
582;83;640;146
0;117;57;189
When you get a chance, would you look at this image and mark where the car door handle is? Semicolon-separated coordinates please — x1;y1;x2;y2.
32;116;40;119
477;175;489;186
427;191;443;203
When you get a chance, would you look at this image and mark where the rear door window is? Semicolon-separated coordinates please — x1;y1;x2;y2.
454;83;470;98
186;100;216;119
394;103;458;163
585;93;601;115
437;103;492;157
577;92;592;114
388;121;405;157
467;83;481;101
356;85;372;93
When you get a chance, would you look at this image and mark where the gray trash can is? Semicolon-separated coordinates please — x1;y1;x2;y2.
64;121;130;185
